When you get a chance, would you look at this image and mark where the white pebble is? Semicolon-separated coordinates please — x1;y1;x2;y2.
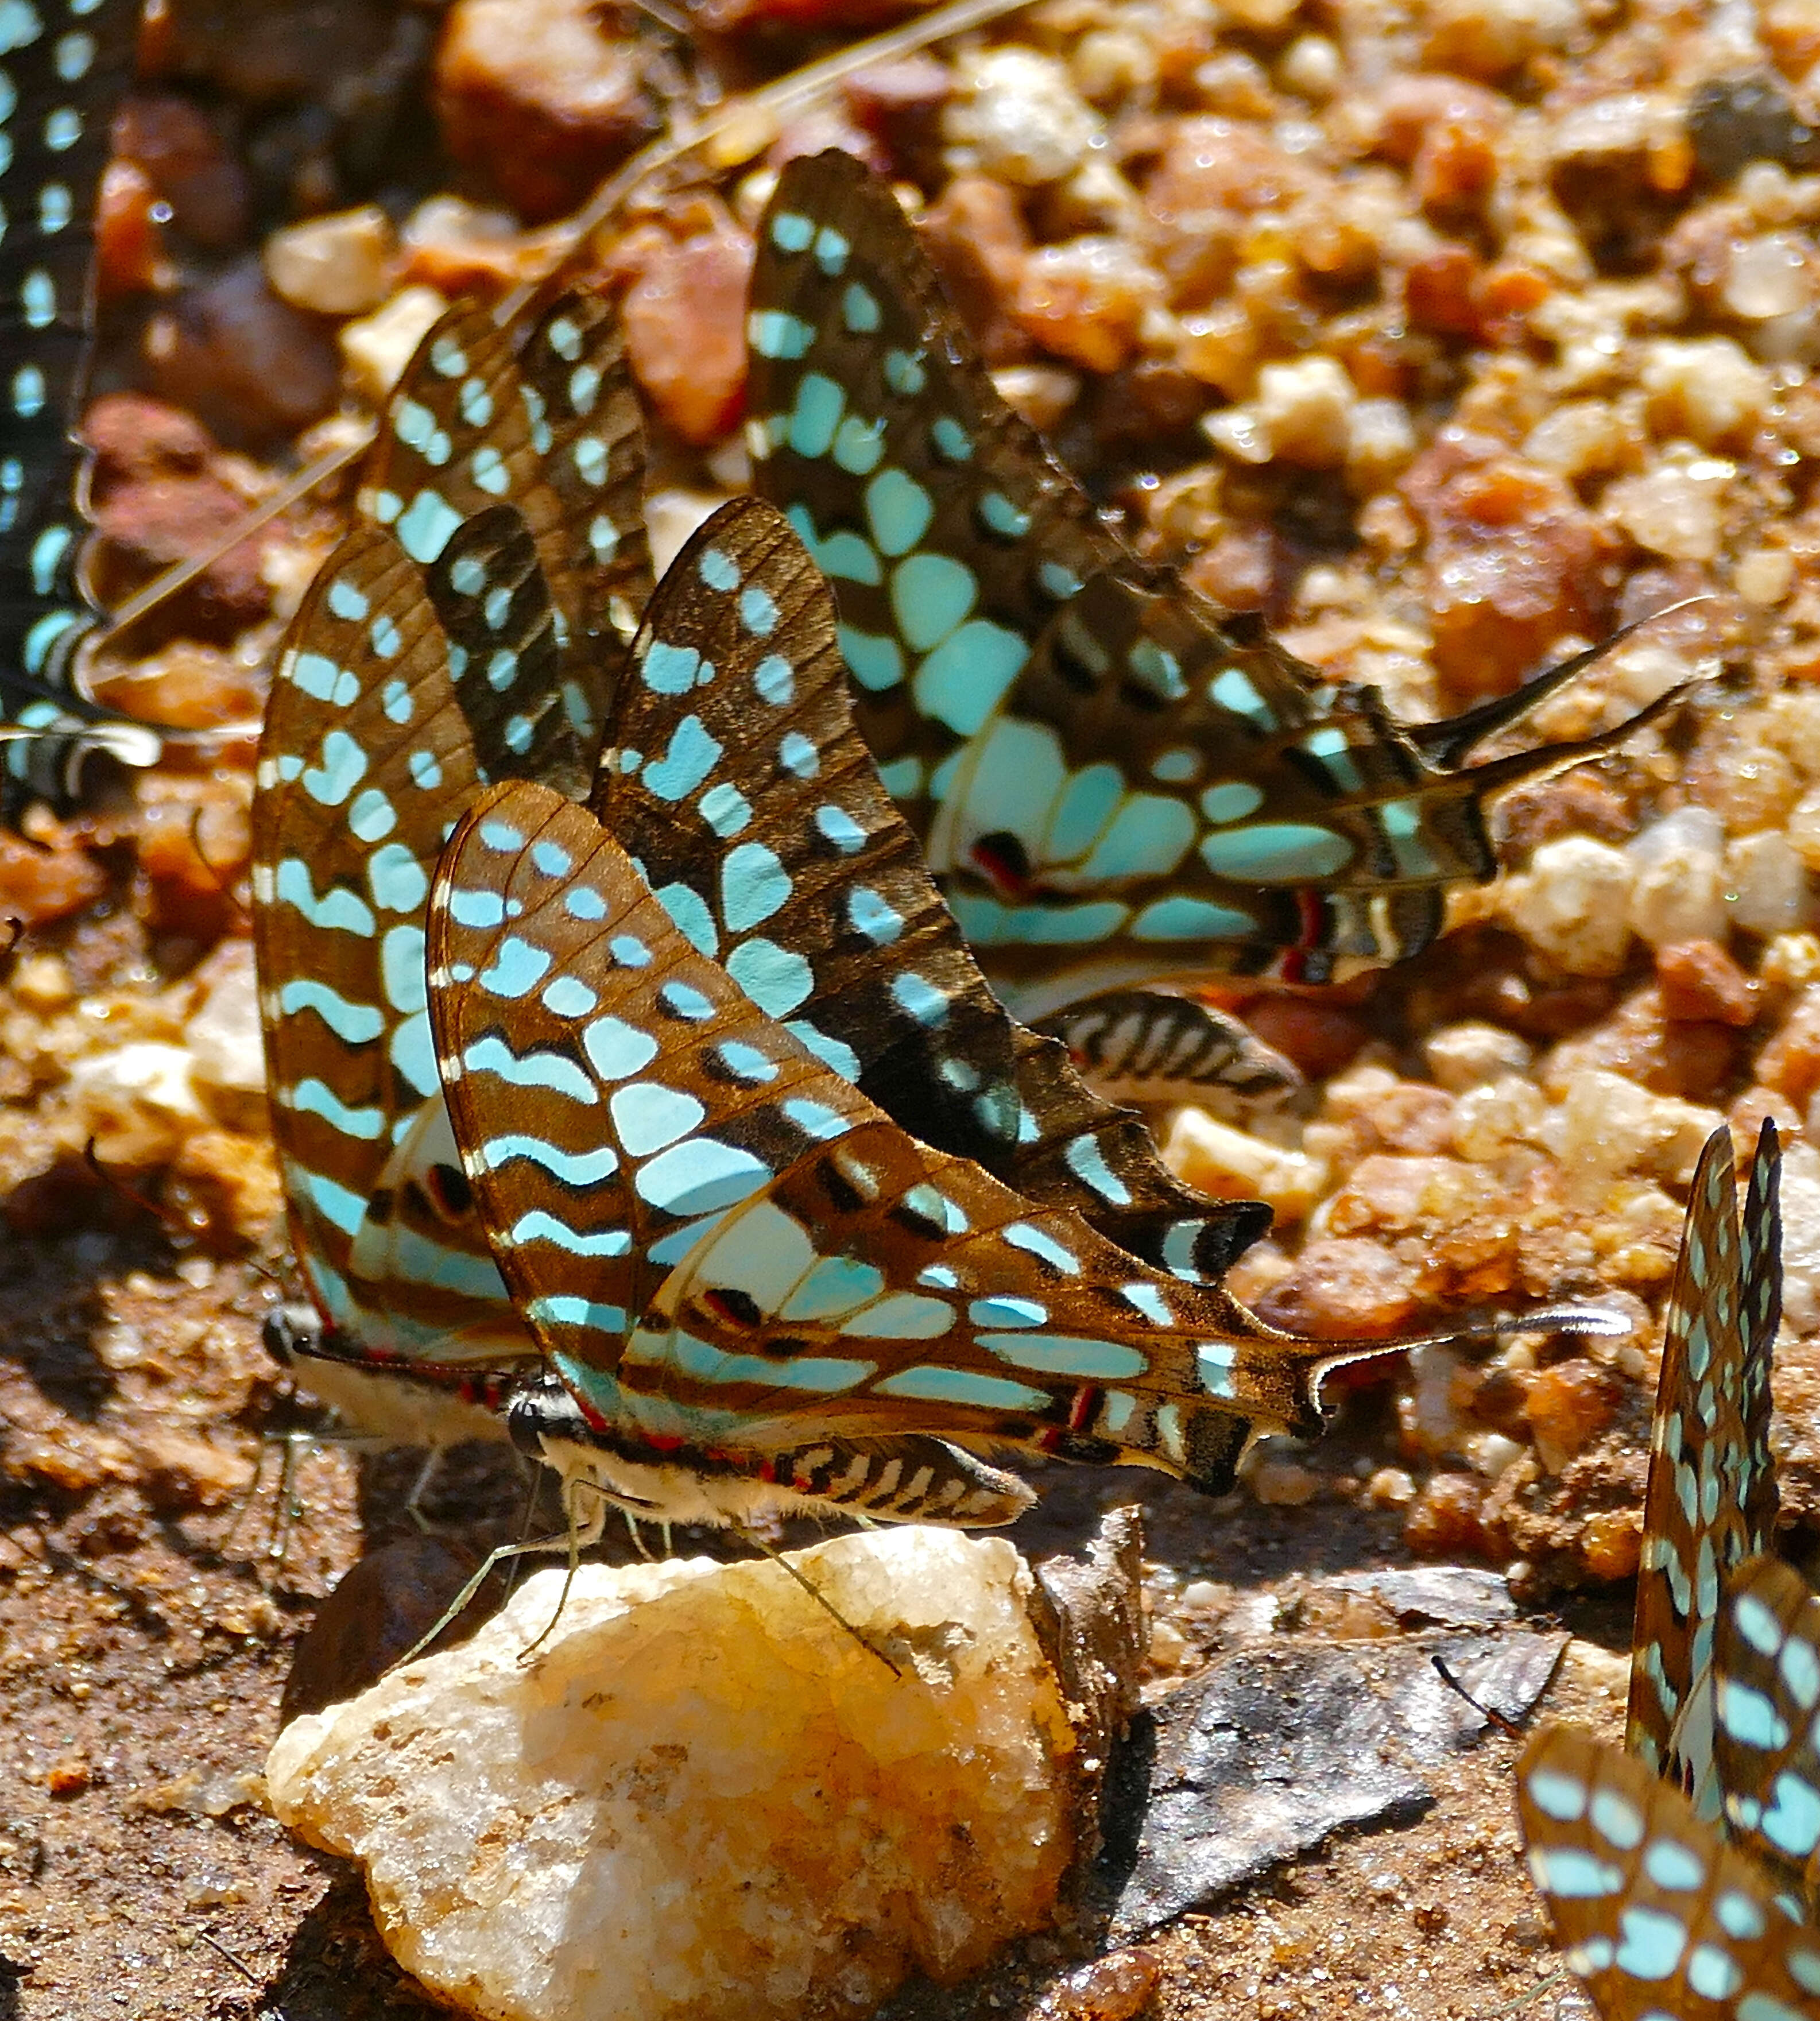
339;286;448;405
1640;336;1769;447
188;943;265;1098
1423;1021;1534;1092
944;49;1102;186
264;205;396;318
1728;830;1812;936
1504;836;1635;974
1606;451;1736;563
1625;806;1728;947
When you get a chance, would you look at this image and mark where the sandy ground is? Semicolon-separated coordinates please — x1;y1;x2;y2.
0;1222;1625;2020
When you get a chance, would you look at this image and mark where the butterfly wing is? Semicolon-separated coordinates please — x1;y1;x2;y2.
752;150;1671;986
591;493;1270;1281
427;779;1342;1505
254;517;531;1360
0;0;152;800
1518;1724;1820;2020
1713;1555;1820;1915
360;285;650;791
746;148;1123;836
1627;1126;1776;1813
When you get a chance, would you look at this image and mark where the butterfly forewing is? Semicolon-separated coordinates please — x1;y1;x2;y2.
253;516;548;1361
593;494;1270;1281
1518;1724;1820;2020
746;149;1122;835
361;286;650;788
1627;1125;1781;1812
0;0;147;797
427;779;1340;1502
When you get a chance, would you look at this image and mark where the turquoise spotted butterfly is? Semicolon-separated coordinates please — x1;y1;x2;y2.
746;150;1672;998
416;494;1623;1534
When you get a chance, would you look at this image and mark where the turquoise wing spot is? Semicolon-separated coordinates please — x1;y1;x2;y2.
831;414;886;475
1075;795;1197;882
912;621;1028;739
864;467;934;558
748;309;815;361
838;624;905;694
1199;823;1354;883
891;552;977;654
787;372;845;458
1201;780;1264;823
394;490;465;565
1130;896;1259;941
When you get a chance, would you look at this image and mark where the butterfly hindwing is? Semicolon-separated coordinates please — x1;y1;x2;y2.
427;779;1343;1504
1518;1724;1820;2020
591;494;1270;1280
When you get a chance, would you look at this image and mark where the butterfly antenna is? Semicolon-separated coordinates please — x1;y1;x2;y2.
1431;1652;1527;1740
82;1136;197;1246
733;1521;902;1680
184;804;251;930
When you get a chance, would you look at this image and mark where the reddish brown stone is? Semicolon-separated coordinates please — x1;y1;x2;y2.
1143;119;1318;307
920;177;1031;366
1754;982;1820;1108
142;258;342;448
1015;242;1155;374
96;160;169;300
0;828;108;927
1372;76;1508;165
1524;1358;1623;1466
1656;941;1762;1028
1404;1471;1501;1557
1401;433;1621;703
1581;1507;1643;1580
618;205;753;446
1241;996;1370;1079
434;0;660;226
47;1755;92;1799
1404;245;1486;339
1543;984;1745;1102
116;91;249;249
1255;1237;1422;1339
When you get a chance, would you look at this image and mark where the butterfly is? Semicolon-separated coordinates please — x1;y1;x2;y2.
250;281;652;1438
1516;1121;1820;2016
745;149;1677;1001
0;0;181;803
418;491;1625;1534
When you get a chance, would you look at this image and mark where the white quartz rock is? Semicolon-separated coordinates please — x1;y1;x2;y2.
268;1527;1110;2021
